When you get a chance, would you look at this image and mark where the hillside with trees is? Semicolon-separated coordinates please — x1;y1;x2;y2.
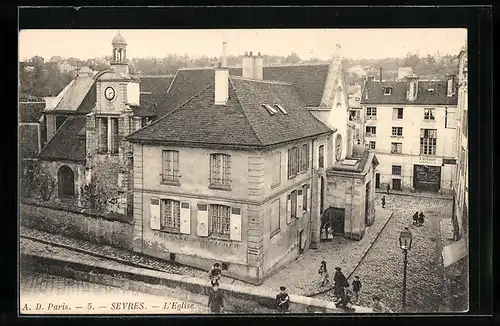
19;52;460;98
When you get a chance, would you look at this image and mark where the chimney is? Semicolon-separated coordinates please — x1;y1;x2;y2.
406;75;419;102
214;66;229;105
242;52;254;79
221;41;227;68
242;52;263;80
253;53;263;80
379;67;383;82
446;74;456;97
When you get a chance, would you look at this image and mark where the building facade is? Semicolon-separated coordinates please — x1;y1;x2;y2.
453;49;468;242
361;76;458;193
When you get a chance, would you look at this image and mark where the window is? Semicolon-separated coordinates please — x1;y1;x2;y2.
369;141;376;150
354;128;360;140
55;115;67;130
424;108;435;120
274;104;288;115
272;151;281;187
445;108;456;129
270;199;280;235
391;142;402;154
209;204;231;236
335;135;342;161
463;110;468;137
161;199;180;231
349;110;356;121
290;190;297;220
420;129;437;155
384;87;392;95
365;126;376;136
391;127;403;137
210;154;231;189
97;117;108;153
262;104;277;115
288;144;309;178
58;165;75;198
162;150;180;183
366;107;377;119
392;165;402;175
318;145;325;168
392;108;404;120
302;184;309;212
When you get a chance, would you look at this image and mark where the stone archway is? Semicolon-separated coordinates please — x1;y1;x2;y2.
58;165;75;198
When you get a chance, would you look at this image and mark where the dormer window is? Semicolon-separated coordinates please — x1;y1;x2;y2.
274;104;288;115
384;87;392;95
262;104;277;115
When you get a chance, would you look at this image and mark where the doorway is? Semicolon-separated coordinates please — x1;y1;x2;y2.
320;207;345;241
298;230;304;254
392;178;402;190
413;165;441;192
375;173;380;188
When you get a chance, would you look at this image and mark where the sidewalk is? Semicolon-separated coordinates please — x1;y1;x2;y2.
261;204;394;297
375;189;453;200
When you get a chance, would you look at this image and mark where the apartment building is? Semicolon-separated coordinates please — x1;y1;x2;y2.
361;74;458;193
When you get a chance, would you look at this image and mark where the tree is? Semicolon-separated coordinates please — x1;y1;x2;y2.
27;166;57;201
283;52;301;64
80;175;108;211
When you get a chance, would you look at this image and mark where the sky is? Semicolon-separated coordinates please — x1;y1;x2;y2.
19;29;467;62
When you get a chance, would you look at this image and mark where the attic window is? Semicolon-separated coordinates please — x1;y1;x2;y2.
274;104;288;115
384;87;392;95
427;88;435;94
355;97;360;101
262;104;277;115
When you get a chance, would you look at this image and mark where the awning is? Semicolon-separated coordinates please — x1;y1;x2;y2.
442;239;467;268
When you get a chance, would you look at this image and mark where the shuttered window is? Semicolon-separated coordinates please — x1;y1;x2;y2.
272;151;281;187
162;150;180;182
210;154;231;188
209;204;231;236
161;199;181;231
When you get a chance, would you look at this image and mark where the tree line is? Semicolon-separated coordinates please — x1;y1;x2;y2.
19;52;460;98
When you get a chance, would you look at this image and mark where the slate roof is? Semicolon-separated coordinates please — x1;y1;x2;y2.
155;64;330;117
328;151;379;174
129;104;157;117
19;102;45;123
45;75;96;113
38;116;87;163
127;77;333;148
139;75;174;107
361;80;458;106
19;124;40;159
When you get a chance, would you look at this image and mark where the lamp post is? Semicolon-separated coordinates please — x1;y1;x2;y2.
399;227;413;312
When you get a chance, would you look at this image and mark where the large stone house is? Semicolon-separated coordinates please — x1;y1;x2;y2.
125;44;379;284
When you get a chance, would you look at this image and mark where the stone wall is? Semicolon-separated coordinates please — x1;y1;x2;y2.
20;202;134;250
23;253;373;314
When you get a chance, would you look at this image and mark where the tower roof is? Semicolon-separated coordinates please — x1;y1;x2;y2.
112;32;127;45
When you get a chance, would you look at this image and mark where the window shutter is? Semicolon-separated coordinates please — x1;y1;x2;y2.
297;189;303;217
230;207;242;241
150;198;161;230
286;194;292;223
180;202;191;234
197;204;209;236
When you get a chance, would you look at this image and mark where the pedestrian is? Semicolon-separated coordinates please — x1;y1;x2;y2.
318;261;331;287
386;184;390;194
351;276;362;302
276;286;290;313
208;262;222;286
418;212;425;226
381;196;386;208
412;211;419;226
336;288;356;312
333;267;349;302
371;295;393;313
208;284;224;314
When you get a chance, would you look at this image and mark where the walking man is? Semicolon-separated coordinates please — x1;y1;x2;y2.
418;212;425;226
208;284;224;314
276;286;290;313
412;211;419;226
333;267;349;302
208;262;222;286
352;276;362;302
386;184;390;194
381;196;386;208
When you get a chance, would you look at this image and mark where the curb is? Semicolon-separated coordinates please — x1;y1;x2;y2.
307;210;395;298
375;190;452;200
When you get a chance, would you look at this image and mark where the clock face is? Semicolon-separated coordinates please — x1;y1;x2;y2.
104;86;116;101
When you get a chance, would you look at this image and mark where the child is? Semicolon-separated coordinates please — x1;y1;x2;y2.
412;211;419;226
352;276;362;302
318;261;331;287
372;295;393;313
276;286;290;313
208;263;222;286
381;196;386;208
418;212;425;226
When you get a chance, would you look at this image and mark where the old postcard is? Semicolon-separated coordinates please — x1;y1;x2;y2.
19;26;468;315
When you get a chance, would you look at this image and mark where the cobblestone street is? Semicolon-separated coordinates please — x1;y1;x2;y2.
313;193;453;313
20;271;208;314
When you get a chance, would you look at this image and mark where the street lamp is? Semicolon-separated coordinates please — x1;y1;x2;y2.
399;227;413;312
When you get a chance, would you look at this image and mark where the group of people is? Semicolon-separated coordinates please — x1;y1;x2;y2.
206;261;392;314
412;211;426;226
318;261;392;313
